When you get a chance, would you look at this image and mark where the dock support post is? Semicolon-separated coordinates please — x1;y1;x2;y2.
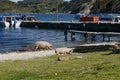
102;34;105;41
91;34;96;42
71;32;76;41
64;35;68;41
108;34;111;42
64;30;68;41
84;33;88;40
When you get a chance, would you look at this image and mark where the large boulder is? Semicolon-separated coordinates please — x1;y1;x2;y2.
35;41;52;50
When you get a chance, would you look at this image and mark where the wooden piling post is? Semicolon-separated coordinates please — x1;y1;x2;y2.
108;34;111;42
64;35;68;41
64;30;68;41
84;33;88;40
71;32;76;41
91;34;96;42
102;34;105;41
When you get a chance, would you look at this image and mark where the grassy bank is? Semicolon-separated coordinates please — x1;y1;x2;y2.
0;51;120;80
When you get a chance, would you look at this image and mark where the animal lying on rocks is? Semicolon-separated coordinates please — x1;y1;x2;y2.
112;42;120;53
55;47;74;55
35;41;52;50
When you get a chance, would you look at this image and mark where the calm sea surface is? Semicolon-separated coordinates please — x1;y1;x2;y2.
0;14;120;53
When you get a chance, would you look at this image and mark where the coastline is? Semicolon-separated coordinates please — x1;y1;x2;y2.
0;50;55;61
0;41;119;62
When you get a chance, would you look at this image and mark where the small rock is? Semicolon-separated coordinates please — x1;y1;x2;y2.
55;73;58;76
74;56;82;59
57;57;69;61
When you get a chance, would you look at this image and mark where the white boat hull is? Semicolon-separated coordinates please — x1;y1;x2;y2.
4;21;21;29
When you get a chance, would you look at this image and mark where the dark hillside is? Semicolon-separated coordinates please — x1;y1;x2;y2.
0;0;120;13
60;0;120;14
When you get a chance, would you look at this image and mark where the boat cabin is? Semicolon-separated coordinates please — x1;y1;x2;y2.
3;16;15;22
26;16;37;21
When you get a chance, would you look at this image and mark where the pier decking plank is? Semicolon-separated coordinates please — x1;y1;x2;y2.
67;30;120;35
20;21;120;32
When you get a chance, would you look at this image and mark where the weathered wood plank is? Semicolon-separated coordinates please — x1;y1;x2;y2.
67;30;120;35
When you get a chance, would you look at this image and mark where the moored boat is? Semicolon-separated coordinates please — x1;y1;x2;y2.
0;16;22;29
3;16;16;29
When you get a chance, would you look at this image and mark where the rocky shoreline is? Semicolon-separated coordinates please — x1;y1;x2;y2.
0;50;55;61
0;41;119;62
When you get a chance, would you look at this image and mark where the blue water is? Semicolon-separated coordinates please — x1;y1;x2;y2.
0;13;78;21
0;13;120;53
0;27;85;53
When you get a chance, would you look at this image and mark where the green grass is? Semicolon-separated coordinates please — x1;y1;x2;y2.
0;51;120;80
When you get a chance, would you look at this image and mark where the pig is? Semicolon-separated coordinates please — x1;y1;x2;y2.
35;41;52;50
55;47;74;55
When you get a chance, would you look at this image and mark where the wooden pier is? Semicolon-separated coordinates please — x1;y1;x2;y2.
64;30;120;41
19;20;120;41
20;21;120;32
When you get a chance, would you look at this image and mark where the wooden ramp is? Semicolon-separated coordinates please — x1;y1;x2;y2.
65;30;120;41
67;30;120;35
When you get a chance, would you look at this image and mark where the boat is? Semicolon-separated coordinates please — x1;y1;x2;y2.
0;16;22;29
3;16;16;28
